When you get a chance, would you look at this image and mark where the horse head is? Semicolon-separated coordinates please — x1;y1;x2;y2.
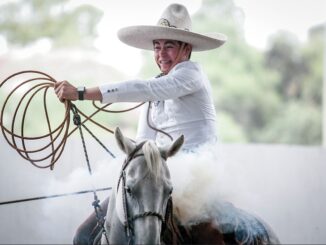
103;127;184;245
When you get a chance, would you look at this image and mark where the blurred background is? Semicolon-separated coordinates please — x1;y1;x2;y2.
0;0;325;144
0;0;325;244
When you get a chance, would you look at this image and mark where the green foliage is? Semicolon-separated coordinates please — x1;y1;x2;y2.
301;35;323;105
194;0;322;145
217;112;247;142
265;31;308;100
189;0;283;143
0;0;103;48
261;30;323;144
257;102;322;144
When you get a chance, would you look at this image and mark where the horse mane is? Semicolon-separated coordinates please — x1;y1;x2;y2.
142;140;162;179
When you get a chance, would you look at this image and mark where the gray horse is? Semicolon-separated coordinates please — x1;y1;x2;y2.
100;128;280;244
101;127;183;244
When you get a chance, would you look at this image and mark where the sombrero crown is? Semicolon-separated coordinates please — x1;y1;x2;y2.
118;3;227;51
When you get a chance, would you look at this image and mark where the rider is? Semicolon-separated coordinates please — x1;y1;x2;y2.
54;3;227;244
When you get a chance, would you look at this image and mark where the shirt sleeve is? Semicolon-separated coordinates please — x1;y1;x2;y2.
135;103;157;142
99;61;203;103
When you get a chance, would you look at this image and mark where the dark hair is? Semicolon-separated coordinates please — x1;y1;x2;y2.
178;41;192;59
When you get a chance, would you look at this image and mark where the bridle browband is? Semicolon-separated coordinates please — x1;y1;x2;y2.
115;141;171;244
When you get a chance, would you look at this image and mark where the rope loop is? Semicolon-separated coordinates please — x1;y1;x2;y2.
0;70;144;169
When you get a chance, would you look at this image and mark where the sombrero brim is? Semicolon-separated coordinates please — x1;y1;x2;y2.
118;25;227;52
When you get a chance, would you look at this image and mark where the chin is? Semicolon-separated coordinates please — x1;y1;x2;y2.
161;68;171;74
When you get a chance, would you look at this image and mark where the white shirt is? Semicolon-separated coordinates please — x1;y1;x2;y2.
99;60;217;149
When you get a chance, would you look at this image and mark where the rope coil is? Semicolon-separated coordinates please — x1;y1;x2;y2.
0;70;144;170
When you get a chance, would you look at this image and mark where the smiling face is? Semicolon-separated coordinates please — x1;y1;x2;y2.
153;39;192;74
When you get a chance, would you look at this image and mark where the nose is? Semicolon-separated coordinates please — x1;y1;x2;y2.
134;217;161;244
158;47;167;57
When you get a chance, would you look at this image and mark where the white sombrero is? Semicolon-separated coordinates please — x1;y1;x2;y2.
117;3;227;52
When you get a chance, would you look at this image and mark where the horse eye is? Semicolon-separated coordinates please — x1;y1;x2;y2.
125;186;132;194
169;188;173;195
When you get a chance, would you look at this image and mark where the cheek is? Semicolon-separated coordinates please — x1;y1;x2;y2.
168;50;180;61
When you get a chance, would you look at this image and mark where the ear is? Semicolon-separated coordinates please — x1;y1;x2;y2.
161;135;184;159
114;127;136;155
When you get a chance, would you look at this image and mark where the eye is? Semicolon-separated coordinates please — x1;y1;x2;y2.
125;186;132;195
168;187;173;195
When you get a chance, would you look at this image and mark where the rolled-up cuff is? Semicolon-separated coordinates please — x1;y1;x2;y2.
99;83;120;103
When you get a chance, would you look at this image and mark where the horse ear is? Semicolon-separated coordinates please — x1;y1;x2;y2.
115;127;135;155
162;135;184;159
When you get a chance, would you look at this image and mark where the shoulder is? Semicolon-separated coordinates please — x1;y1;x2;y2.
173;60;201;72
170;61;203;79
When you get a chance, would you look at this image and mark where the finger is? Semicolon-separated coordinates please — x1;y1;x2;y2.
54;80;64;88
54;81;66;95
54;85;61;96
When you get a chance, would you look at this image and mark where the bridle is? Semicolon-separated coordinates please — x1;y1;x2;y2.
114;141;171;244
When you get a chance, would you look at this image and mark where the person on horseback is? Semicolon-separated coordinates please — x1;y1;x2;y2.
54;3;227;244
54;3;226;151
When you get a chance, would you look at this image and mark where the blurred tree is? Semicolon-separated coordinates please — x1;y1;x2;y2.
260;29;323;145
265;31;308;100
301;28;324;106
191;0;281;142
0;0;103;48
258;102;322;144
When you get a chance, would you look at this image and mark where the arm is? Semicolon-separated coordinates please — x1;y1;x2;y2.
100;62;203;103
54;62;202;103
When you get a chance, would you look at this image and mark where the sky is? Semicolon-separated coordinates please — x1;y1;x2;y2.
234;0;326;49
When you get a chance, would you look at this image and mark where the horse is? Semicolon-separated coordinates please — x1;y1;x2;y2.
100;127;280;244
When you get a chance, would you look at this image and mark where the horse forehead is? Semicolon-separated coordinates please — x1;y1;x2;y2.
126;158;147;177
126;157;170;181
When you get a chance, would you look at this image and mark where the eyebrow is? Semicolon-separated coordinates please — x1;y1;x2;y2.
153;40;179;46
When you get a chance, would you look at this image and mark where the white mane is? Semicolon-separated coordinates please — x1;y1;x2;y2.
142;140;162;179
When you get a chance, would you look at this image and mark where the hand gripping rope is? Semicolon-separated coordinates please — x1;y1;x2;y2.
0;70;145;169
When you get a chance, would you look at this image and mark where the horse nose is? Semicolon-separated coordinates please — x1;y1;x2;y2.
134;217;161;244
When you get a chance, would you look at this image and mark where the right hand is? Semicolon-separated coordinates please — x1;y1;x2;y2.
54;80;78;102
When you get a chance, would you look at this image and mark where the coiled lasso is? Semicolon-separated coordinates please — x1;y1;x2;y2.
0;70;144;170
